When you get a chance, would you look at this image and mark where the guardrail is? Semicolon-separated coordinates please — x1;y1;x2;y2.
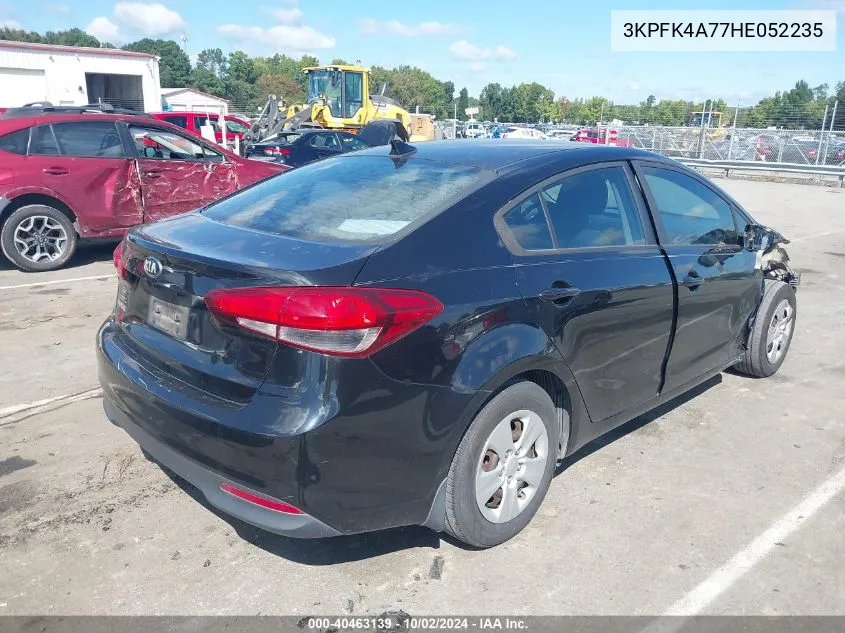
680;158;845;187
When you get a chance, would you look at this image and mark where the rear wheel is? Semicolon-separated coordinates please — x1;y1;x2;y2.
1;204;77;272
734;280;797;378
444;381;560;548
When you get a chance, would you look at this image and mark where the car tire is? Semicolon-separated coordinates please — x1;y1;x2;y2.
443;381;560;548
1;204;78;272
734;280;797;378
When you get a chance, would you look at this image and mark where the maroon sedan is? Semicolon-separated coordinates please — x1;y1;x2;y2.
0;108;287;271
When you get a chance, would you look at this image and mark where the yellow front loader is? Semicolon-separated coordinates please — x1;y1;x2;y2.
245;65;435;145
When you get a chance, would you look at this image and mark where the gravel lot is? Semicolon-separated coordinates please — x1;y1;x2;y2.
0;179;843;616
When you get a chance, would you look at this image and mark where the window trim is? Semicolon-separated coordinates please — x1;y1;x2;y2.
29;124;62;157
493;161;657;257
0;126;32;156
632;160;743;249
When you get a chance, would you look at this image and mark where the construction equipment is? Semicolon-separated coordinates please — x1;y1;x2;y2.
245;64;439;147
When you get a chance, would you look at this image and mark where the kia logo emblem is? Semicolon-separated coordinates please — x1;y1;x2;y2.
143;257;163;278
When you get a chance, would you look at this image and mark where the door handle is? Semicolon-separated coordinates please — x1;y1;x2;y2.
144;170;162;178
539;286;581;303
42;167;68;175
682;270;703;290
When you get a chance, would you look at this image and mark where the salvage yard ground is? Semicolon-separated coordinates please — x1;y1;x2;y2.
0;179;844;616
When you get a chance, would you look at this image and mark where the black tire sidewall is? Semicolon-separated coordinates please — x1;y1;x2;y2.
1;205;77;272
753;282;797;376
447;382;560;547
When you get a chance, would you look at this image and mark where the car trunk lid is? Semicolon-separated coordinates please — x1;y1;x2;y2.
114;212;378;403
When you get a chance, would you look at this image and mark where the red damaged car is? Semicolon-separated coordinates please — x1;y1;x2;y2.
0;105;287;271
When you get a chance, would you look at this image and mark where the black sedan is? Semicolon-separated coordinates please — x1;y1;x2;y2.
245;128;370;167
98;141;799;547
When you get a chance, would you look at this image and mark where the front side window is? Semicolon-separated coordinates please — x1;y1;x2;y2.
129;125;205;161
641;167;741;246
308;133;340;151
52;122;124;158
339;134;368;151
0;128;30;155
203;156;495;243
225;119;249;134
542;166;645;248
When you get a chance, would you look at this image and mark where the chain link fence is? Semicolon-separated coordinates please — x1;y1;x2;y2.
616;125;845;166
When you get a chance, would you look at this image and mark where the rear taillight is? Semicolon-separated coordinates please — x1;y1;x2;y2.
205;286;443;357
113;240;127;279
263;146;291;156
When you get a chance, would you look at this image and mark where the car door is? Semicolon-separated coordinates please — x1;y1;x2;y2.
26;121;143;231
497;162;675;422
126;123;221;222
634;162;761;391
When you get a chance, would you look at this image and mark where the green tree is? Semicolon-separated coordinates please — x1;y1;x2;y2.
42;28;101;47
479;83;504;120
330;58;350;65
123;39;191;87
256;74;301;104
0;26;45;42
196;48;226;77
189;67;226;97
457;87;469;117
225;50;258;84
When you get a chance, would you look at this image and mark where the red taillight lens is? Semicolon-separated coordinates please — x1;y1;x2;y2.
263;146;291;156
113;240;127;278
219;482;303;514
204;286;443;357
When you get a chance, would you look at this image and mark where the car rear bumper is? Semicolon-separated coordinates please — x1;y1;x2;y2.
97;317;460;537
102;397;340;538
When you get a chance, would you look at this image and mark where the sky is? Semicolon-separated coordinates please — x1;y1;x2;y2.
1;0;844;105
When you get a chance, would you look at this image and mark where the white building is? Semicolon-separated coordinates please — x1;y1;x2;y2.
0;40;161;112
161;88;229;114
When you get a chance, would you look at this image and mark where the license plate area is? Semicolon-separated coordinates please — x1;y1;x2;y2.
148;297;189;339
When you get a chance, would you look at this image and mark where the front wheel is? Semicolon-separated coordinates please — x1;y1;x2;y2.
443;381;561;548
734;280;797;378
1;205;78;272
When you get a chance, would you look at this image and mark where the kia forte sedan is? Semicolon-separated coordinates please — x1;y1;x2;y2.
97;140;799;547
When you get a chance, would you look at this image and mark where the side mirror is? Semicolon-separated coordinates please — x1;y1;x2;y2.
744;224;788;252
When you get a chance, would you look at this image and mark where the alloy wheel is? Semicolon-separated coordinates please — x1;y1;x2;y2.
13;215;68;264
766;298;794;364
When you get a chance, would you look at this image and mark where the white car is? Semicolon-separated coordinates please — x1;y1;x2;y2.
465;121;485;139
500;127;548;140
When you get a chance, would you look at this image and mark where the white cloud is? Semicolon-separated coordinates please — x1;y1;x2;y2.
358;18;459;36
449;40;516;62
85;16;123;42
270;7;302;24
217;23;335;52
114;2;185;36
628;81;641;91
0;18;21;28
469;61;488;73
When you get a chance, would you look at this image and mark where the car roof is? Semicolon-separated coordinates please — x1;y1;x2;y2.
346;139;664;172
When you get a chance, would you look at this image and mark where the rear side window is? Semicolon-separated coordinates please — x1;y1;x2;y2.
52;122;124;158
0;128;29;154
502;194;553;250
308;133;340;150
641;167;741;246
204;156;495;243
542;166;645;248
30;125;60;156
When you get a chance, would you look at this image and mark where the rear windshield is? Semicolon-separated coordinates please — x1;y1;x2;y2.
203;155;495;242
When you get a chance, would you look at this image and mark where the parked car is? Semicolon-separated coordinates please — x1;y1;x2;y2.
98;140;798;548
0;106;287;271
501;127;548;140
572;127;633;147
152;111;252;147
465;121;485;139
244;129;371;167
